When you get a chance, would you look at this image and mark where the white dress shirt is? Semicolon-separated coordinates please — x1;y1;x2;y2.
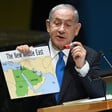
49;40;90;77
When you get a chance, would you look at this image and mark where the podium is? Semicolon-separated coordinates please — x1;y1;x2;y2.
37;99;112;112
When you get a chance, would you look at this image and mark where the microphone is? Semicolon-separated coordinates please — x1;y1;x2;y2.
91;51;112;101
91;51;112;79
99;51;112;69
97;51;112;100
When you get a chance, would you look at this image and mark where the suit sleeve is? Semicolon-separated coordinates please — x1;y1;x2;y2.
80;47;106;98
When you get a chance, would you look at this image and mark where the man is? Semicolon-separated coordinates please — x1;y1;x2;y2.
2;4;106;112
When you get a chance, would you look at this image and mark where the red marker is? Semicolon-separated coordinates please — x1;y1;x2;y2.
64;43;74;49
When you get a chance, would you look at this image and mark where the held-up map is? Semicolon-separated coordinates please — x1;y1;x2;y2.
0;46;59;99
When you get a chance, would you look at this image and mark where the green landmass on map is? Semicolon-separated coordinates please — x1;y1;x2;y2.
12;66;42;96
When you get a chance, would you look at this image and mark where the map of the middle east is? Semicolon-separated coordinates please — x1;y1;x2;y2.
0;46;60;99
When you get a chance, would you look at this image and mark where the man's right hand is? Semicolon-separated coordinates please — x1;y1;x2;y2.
16;44;31;54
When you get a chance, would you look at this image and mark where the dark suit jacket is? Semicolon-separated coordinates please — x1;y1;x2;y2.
0;43;105;112
35;45;105;109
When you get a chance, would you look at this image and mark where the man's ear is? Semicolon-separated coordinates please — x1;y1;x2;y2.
46;19;50;32
75;23;81;36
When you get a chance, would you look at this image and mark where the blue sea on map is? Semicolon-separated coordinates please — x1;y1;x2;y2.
1;61;60;95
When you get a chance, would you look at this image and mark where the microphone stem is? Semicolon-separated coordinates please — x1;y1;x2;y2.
103;56;112;68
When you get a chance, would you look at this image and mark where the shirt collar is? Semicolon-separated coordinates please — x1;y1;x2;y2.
49;39;70;59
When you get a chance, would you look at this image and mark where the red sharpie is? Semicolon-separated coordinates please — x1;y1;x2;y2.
65;43;77;49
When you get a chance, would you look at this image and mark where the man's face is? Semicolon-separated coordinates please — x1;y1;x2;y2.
46;8;81;50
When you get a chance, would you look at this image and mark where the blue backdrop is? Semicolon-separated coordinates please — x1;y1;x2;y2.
31;0;112;69
76;0;112;69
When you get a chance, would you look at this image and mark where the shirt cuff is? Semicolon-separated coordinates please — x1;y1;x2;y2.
75;61;90;77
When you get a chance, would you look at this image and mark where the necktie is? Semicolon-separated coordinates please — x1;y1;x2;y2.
55;51;65;102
